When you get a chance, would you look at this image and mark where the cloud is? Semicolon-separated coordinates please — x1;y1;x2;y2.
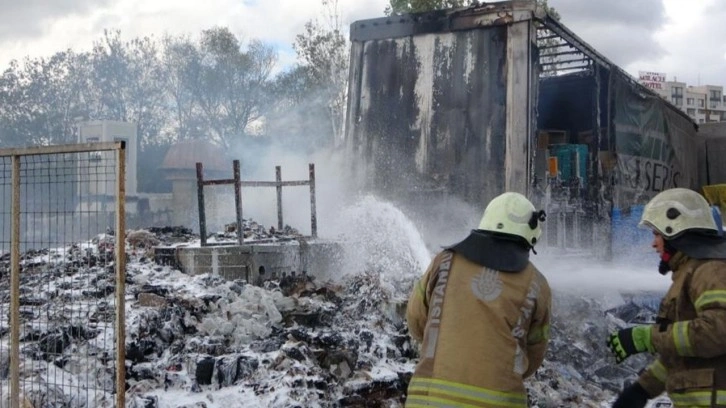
3;0;720;88
549;0;725;87
0;0;113;40
645;0;726;85
549;0;668;68
0;0;388;71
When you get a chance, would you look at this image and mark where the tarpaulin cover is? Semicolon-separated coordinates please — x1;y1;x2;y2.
611;71;699;209
610;71;698;259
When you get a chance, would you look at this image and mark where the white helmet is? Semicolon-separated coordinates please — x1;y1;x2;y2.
639;188;719;239
479;192;545;246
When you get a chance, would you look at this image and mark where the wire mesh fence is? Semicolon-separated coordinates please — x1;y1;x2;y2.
0;143;126;408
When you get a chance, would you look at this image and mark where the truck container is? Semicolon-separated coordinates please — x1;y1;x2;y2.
344;0;699;261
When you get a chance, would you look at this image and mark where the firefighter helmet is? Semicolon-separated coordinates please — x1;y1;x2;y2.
639;188;719;239
478;192;546;246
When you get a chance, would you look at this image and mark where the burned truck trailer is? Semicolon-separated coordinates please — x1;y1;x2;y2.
344;0;699;260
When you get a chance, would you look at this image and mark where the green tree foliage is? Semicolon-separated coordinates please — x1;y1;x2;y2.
0;51;88;146
386;0;469;14
184;27;276;148
89;30;169;151
539;0;560;20
0;27;278;192
386;0;560;18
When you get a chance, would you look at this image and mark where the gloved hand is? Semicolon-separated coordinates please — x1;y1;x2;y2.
606;325;655;363
612;382;650;408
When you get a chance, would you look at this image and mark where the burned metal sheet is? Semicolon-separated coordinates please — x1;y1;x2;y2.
346;25;508;206
702;136;726;186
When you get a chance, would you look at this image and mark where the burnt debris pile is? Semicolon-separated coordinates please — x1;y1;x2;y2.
0;227;673;407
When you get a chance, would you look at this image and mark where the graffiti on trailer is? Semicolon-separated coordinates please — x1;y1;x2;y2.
614;123;689;196
617;155;681;193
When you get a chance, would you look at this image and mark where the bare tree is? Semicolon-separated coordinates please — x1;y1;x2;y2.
161;34;203;141
88;30;169;150
294;0;349;147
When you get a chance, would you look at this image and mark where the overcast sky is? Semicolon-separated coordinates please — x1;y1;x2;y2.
0;0;724;86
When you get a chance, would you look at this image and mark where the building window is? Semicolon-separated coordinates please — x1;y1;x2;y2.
699;99;705;107
687;108;696;115
687;97;694;105
673;97;683;106
711;100;719;109
673;87;683;96
710;90;721;101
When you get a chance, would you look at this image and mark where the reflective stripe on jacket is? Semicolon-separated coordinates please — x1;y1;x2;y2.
405;250;551;407
638;253;726;408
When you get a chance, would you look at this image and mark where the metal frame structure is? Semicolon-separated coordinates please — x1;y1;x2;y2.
196;160;318;246
534;10;693;124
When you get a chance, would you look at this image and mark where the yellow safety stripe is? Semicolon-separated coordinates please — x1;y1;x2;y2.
669;389;726;406
406;395;486;408
673;321;695;357
646;359;667;383
694;290;726;311
416;279;428;307
527;324;550;344
409;377;527;407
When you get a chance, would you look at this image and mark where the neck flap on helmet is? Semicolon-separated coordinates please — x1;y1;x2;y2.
668;232;726;260
446;230;530;272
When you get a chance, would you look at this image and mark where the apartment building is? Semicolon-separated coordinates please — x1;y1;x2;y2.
640;72;726;123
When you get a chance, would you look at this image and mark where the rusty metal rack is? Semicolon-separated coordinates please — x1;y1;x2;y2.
196;160;317;246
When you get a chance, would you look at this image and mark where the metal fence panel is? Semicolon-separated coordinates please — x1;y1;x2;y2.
0;143;125;408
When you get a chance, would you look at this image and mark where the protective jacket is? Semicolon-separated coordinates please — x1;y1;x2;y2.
405;234;551;408
638;251;726;407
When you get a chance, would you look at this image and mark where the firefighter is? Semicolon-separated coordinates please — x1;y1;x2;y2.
607;188;726;408
405;192;552;407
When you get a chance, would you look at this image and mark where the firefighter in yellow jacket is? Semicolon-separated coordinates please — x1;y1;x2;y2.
607;188;726;408
405;192;552;407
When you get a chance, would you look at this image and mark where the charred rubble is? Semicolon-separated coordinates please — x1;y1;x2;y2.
0;223;669;407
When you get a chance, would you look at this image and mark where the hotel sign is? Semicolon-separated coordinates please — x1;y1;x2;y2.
638;71;666;90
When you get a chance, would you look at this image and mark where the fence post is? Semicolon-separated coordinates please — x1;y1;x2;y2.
114;142;127;408
309;163;317;238
10;155;20;408
196;163;207;246
276;166;283;231
234;160;243;246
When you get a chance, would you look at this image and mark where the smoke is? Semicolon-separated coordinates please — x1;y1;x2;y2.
210;142;356;237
